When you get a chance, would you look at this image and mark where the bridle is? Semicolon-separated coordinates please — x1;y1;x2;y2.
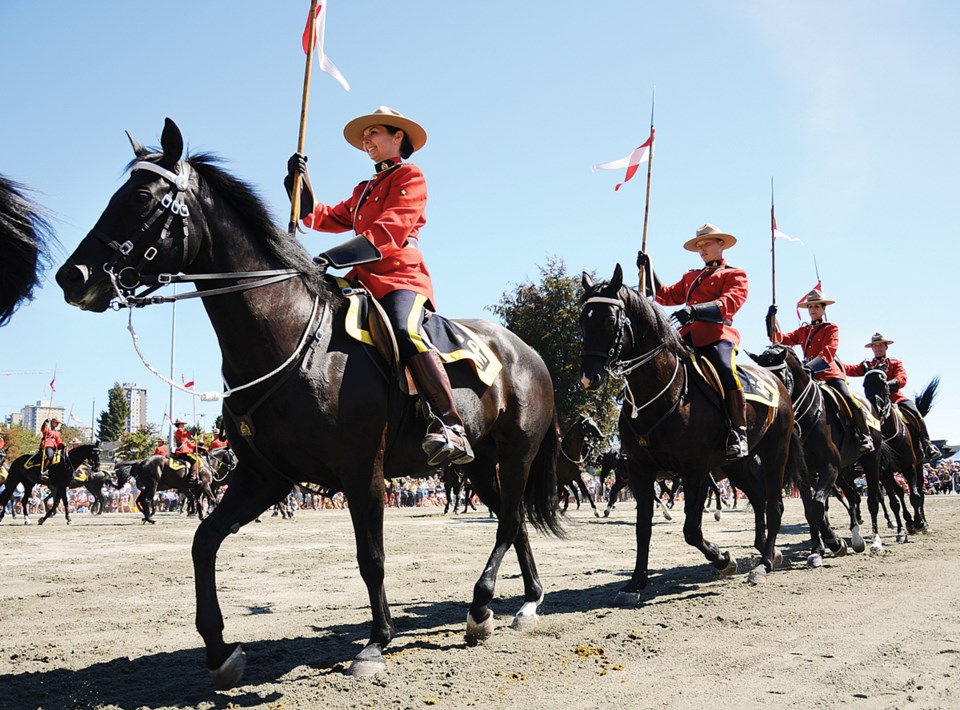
763;349;822;437
581;293;681;420
559;416;602;464
865;368;902;441
91;159;302;310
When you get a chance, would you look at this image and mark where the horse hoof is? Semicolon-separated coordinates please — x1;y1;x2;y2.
713;511;721;522
921;525;932;535
612;591;642;607
833;539;848;557
66;519;72;526
465;610;495;646
886;521;895;530
896;532;907;543
349;648;386;677
718;553;738;576
209;644;246;690
510;612;539;632
870;536;883;554
772;548;783;568
661;509;673;521
807;553;823;568
850;526;866;553
23;519;31;526
603;509;611;518
593;510;600;518
37;518;46;526
747;565;767;584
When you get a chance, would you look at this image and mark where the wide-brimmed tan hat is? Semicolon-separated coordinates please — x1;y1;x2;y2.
683;223;738;252
69;438;81;445
797;289;835;308
174;417;187;425
865;332;894;348
343;106;427;153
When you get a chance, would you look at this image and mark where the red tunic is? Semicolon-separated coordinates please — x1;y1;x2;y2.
153;444;170;457
775;321;845;381
655;260;748;347
41;424;62;449
174;427;195;455
303;161;435;308
844;357;908;403
207;437;227;451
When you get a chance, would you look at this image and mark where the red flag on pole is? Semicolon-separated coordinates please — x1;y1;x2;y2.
772;207;803;243
302;2;350;91
182;375;195;389
49;372;56;393
593;128;655;192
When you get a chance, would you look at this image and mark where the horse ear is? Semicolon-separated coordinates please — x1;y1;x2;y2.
159;117;184;168
581;272;594;290
125;131;147;158
611;263;624;291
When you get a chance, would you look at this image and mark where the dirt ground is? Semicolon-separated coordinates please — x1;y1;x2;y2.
1;495;958;710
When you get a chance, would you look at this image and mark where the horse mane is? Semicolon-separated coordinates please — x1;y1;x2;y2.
617;285;689;359
915;375;939;416
0;175;57;326
127;152;325;298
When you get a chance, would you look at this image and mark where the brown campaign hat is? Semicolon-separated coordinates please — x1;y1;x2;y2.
343;106;427;153
797;288;836;308
865;332;894;347
683;223;738;252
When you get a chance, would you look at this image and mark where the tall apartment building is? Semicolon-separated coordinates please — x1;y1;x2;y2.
122;383;148;433
19;401;66;435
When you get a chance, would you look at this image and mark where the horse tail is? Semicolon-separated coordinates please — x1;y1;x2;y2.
525;414;565;538
784;428;808;491
915;376;939;417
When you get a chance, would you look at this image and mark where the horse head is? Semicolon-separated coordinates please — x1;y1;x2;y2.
579;264;680;391
863;368;891;420
56;118;317;314
69;442;101;471
748;344;797;395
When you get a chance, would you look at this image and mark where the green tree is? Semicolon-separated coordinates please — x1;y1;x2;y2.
490;256;621;439
0;424;40;459
117;424;160;461
97;382;130;442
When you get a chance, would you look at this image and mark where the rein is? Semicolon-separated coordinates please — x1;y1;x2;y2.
766;359;822;438
100;158;316;402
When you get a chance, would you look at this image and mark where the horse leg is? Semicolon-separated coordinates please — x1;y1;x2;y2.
614;465;657;605
878;491;894;529
62;488;72;525
576;475;599;518
680;475;736;576
796;480;825;566
37;486;59;525
192;466;290;689
508;521;545;631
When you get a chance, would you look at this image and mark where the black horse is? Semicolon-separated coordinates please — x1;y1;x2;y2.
126;454;219;524
442;466;477;514
579;265;800;601
597;449;678;521
0;444;101;525
0;175;56;326
862;369;932;535
557;415;604;517
56;118;562;687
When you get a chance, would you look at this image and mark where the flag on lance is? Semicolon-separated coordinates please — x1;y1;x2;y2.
772;207;803;243
302;2;350;91
593;129;655;192
49;371;56;393
182;375;195;389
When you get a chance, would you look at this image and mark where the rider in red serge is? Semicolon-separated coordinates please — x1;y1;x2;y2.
207;429;228;452
768;289;874;453
39;417;63;481
845;332;940;460
173;418;200;482
638;224;750;461
285;106;473;467
153;437;170;457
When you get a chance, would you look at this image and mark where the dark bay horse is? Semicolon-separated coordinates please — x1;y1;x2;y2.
0;444;101;525
0;175;56;327
597;449;677;521
862;369;932;535
579;265;800;601
56;118;561;687
557;415;604;517
126;455;219;524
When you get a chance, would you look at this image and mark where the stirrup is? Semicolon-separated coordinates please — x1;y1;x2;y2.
924;441;941;461
423;425;474;466
858;435;874;454
724;430;748;462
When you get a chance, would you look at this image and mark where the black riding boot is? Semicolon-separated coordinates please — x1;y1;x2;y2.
850;405;875;454
724;389;749;462
917;420;941;461
406;350;475;466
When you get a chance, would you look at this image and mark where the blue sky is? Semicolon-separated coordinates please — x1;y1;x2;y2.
2;1;958;445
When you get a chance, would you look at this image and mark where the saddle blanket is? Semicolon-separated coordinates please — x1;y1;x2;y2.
336;277;503;386
24;451;61;469
819;385;882;432
690;355;780;409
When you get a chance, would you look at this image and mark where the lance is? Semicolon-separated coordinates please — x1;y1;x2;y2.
639;88;656;296
770;176;777;308
289;0;320;236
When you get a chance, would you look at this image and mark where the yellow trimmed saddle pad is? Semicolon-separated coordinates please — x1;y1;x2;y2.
819;384;881;432
689;356;780;409
25;451;61;469
335;277;503;391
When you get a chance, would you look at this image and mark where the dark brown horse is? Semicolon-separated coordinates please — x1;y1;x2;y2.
0;175;56;327
557;415;603;517
579;265;800;602
124;455;218;524
56;118;561;687
0;444;101;525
